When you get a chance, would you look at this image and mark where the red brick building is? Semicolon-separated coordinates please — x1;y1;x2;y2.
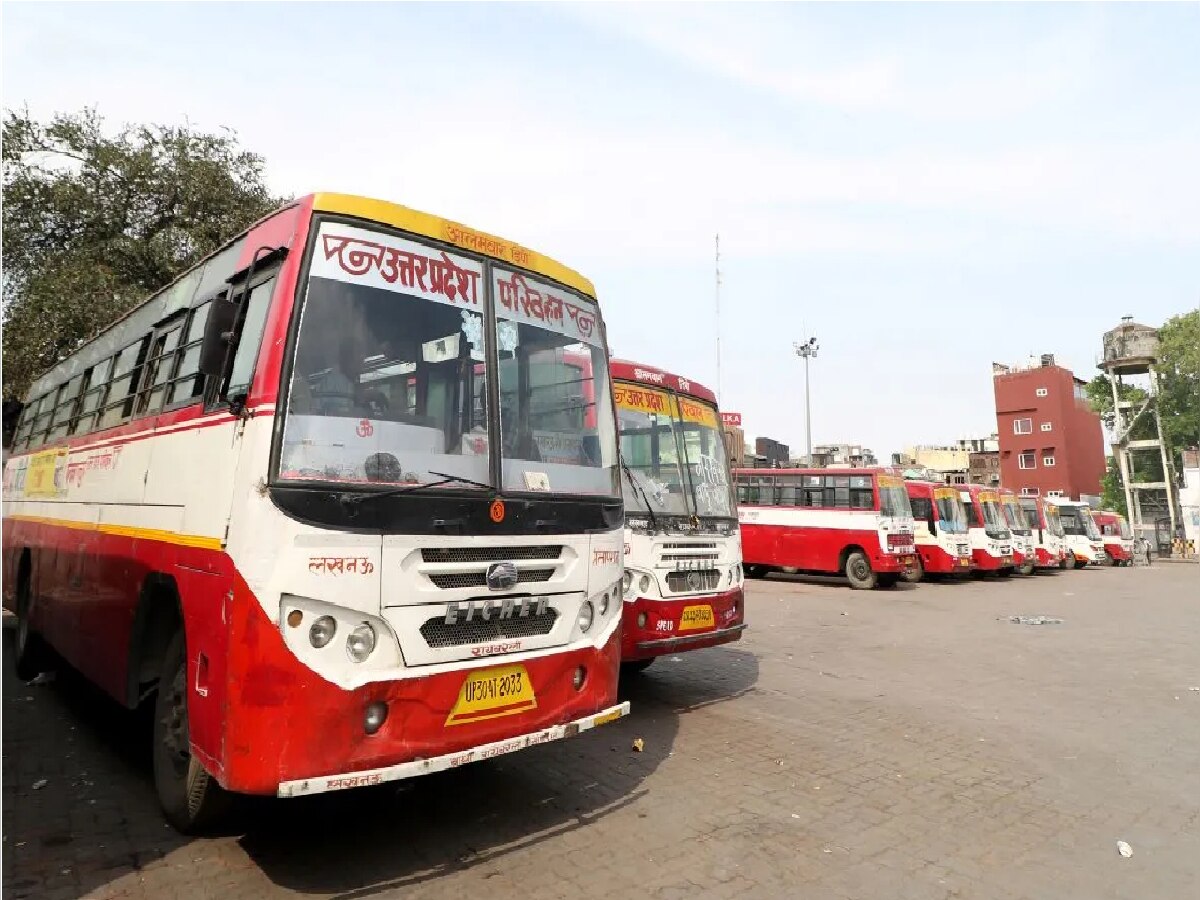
992;356;1106;500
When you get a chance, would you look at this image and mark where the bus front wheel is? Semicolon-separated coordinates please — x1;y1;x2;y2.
903;556;924;584
844;551;877;590
14;568;52;683
153;631;231;834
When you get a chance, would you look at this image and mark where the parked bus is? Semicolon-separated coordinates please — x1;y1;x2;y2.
610;361;744;673
1092;510;1134;566
1051;499;1107;567
734;467;916;589
959;485;1014;576
903;480;973;580
2;193;629;832
999;489;1037;576
1018;497;1067;571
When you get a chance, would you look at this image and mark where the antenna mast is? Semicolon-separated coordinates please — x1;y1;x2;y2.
715;234;722;402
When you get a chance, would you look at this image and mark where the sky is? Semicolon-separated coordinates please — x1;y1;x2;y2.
4;2;1198;460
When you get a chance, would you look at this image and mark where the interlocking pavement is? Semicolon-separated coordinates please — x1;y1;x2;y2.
5;564;1199;899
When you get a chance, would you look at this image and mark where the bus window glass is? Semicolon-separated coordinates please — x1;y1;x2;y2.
617;386;688;516
934;488;968;533
878;477;912;518
227;279;276;397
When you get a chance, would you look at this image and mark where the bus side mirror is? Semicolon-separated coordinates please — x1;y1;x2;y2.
198;292;239;380
928;517;937;534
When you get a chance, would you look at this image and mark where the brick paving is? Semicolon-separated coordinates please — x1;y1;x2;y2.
4;564;1199;899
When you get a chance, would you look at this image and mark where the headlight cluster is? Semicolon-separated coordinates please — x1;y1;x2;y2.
578;578;623;635
727;564;742;585
286;598;387;666
622;569;655;599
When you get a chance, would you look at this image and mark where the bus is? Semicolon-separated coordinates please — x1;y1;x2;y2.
998;488;1037;576
1051;499;1107;568
1092;510;1134;566
903;480;973;580
2;193;630;832
1018;497;1067;571
734;467;916;590
959;485;1014;576
610;361;745;673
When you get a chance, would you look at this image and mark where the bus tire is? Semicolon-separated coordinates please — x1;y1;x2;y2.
621;659;655;677
1019;561;1035;576
153;631;231;834
14;559;52;683
902;556;924;583
844;551;877;590
997;567;1013;578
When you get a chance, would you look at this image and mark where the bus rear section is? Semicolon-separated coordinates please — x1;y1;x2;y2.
903;480;973;580
1093;511;1134;566
959;485;1014;576
611;361;744;673
1019;497;1067;570
999;489;1037;576
1054;500;1107;568
735;468;916;590
3;193;630;832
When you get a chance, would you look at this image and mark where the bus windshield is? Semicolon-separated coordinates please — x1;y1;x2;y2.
616;384;735;519
1081;508;1101;540
1118;516;1132;540
979;495;1007;533
933;488;968;533
878;476;913;518
1002;499;1030;534
1044;504;1064;537
279;223;618;496
1058;505;1099;538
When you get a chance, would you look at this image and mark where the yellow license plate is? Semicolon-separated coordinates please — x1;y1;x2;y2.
445;664;537;727
679;604;715;632
959;557;971;566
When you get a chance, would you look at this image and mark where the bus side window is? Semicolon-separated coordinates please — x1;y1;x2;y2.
776;476;799;506
226;277;276;399
830;476;850;509
910;497;933;522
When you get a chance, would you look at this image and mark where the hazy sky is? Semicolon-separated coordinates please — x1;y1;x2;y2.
5;2;1198;459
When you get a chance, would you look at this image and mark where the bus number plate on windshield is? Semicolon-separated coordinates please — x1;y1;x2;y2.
679;605;715;632
445;664;537;727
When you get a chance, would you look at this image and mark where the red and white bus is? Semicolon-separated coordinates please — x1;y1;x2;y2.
1092;510;1134;566
959;485;1015;575
1018;497;1068;570
998;489;1037;576
903;480;973;580
1051;499;1107;568
734;468;916;589
610;362;745;673
3;193;629;831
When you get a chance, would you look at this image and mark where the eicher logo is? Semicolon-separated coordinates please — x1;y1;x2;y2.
444;596;549;625
485;561;519;591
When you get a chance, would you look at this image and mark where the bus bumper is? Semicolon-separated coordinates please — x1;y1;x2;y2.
621;587;745;661
918;545;973;574
1104;543;1131;563
220;588;626;796
972;549;1012;571
1034;547;1062;569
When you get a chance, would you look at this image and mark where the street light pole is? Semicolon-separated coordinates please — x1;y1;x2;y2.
793;336;819;465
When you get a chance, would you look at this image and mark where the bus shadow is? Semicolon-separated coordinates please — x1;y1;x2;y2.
764;572;921;592
2;627;190;900
241;646;759;897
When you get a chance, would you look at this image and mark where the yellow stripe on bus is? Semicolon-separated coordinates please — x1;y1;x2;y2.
312;193;596;298
5;514;223;551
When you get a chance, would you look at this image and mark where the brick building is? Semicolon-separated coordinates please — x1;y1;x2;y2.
754;436;790;468
992;356;1106;500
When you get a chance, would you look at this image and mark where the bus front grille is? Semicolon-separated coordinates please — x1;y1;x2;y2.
421;546;562;563
428;568;556;589
665;570;722;592
420;609;560;648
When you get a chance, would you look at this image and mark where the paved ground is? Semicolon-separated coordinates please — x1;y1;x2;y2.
5;563;1199;900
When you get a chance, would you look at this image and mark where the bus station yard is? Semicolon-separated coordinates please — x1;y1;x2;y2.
5;562;1198;900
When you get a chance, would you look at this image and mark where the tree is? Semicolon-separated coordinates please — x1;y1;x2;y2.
1099;457;1128;517
2;108;286;402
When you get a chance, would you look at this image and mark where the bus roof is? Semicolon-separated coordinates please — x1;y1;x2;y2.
24;193;596;401
609;359;717;404
732;466;899;477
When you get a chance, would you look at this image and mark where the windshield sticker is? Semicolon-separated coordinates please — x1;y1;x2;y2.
933;487;959;500
614;384;675;416
523;471;550;492
979;491;1000;503
494;269;603;349
312;223;483;308
878;475;903;489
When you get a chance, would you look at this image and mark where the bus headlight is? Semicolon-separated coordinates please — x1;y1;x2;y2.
599;591;611;616
638;574;651;594
309;616;337;648
622;570;633;596
578;600;595;633
347;623;377;662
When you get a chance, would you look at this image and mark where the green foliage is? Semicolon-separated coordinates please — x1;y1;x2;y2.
1084;374;1151;437
1100;457;1127;517
1155;310;1200;455
2;107;286;401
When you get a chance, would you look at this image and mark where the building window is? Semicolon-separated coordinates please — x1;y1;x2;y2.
1040;422;1052;432
1043;454;1055;467
1020;487;1040;496
1018;451;1036;469
1013;418;1032;435
1036;387;1048;397
1047;490;1064;498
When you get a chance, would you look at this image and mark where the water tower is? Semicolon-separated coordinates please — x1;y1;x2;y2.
1098;316;1178;545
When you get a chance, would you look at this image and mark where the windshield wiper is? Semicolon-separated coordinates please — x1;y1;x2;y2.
621;458;660;531
339;471;493;506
